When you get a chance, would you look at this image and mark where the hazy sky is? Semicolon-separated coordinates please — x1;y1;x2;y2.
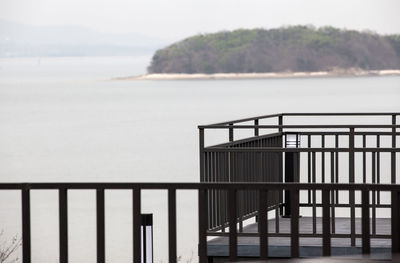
1;0;399;40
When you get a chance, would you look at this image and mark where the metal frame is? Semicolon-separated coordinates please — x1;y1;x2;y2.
199;112;399;260
1;182;400;262
1;112;399;262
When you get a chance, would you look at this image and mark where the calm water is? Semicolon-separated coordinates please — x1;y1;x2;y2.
0;56;399;262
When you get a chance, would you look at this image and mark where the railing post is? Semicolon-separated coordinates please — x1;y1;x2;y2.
278;115;283;133
168;188;177;263
259;189;268;259
392;191;400;254
254;119;259;136
229;123;234;142
59;188;68;263
96;188;105;263
362;189;370;254
322;189;331;256
290;188;299;258
199;128;205;182
133;188;141;263
22;186;31;263
284;149;300;218
198;189;207;263
228;189;237;261
349;127;356;246
392;115;397;184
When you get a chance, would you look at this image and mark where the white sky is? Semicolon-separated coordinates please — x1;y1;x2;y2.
1;0;399;40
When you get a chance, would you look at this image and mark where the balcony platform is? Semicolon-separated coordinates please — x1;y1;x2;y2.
207;217;391;259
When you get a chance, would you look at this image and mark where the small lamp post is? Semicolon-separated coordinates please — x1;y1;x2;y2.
141;214;153;263
284;133;300;217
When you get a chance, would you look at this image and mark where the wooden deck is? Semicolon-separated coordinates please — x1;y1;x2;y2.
207;217;391;259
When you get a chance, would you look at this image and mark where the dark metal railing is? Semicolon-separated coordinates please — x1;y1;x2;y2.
199;112;399;250
1;182;400;262
1;113;398;263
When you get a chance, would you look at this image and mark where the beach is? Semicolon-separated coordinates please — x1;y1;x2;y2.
116;69;400;80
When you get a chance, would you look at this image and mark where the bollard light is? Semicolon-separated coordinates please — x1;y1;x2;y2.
141;214;153;263
285;133;300;148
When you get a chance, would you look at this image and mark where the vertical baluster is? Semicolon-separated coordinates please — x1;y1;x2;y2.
215;153;220;229
206;152;211;230
168;188;177;262
211;152;216;229
59;188;68;263
377;135;381;205
363;135;366;183
322;135;325;183
362;190;370;254
96;188;105;263
199;128;205;182
335;135;339;204
259;189;268;259
222;153;227;232
198;189;208;262
22;187;31;263
322;189;331;256
392;115;396;184
254;119;259;136
372;152;376;235
392;191;400;253
330;152;335;234
308;135;311;204
349;128;356;247
291;188;299;258
312;151;316;234
133;188;141;263
228;189;237;261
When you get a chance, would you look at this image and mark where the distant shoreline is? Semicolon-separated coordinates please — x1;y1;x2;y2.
114;69;400;80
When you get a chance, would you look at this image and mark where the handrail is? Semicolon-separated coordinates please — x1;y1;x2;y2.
204;147;400;152
201;112;399;127
199;124;400;129
1;182;400;190
2;182;400;262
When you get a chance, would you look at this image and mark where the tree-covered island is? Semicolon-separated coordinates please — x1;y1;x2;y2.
147;26;400;74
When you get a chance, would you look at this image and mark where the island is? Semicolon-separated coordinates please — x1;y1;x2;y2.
119;26;400;80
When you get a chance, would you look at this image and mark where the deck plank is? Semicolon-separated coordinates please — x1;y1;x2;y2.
207;217;391;258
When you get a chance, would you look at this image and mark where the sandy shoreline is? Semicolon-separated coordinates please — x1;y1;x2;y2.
114;69;400;81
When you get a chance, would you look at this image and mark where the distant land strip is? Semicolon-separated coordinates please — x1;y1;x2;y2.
114;69;400;81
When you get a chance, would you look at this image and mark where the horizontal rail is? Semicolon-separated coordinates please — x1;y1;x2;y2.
205;147;400;152
199;124;400;129
201;112;400;127
282;112;400;116
208;132;282;148
205;232;392;239
2;182;400;191
296;131;400;136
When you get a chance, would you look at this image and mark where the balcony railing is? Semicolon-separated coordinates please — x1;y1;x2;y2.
1;182;400;262
1;112;399;262
199;112;399;260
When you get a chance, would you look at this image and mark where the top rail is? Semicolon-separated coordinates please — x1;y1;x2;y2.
201;112;400;127
1;182;400;191
199;124;400;129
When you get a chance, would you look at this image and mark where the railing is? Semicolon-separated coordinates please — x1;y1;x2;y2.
1;113;398;263
1;182;400;263
199;113;399;249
